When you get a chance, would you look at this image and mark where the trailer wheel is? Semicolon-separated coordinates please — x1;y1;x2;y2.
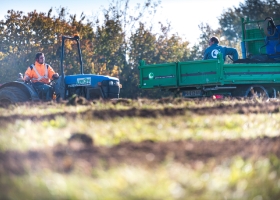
266;87;277;98
0;86;29;104
245;85;269;98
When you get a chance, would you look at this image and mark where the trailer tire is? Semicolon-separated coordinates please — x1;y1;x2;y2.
0;86;29;104
245;85;269;98
267;87;277;98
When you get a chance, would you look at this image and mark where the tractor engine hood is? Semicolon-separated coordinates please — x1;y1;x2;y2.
64;74;119;87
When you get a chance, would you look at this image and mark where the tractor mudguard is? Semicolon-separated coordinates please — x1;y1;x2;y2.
0;81;40;101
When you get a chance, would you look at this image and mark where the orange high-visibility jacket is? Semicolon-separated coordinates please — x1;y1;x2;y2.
24;61;56;84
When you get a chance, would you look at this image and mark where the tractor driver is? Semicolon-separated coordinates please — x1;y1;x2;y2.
203;36;239;62
24;52;59;101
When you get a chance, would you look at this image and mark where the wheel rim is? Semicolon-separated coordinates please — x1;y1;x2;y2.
247;87;268;98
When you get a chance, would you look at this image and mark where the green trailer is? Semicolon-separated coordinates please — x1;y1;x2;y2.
138;17;280;98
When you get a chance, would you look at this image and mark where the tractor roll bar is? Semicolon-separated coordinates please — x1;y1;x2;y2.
60;35;84;80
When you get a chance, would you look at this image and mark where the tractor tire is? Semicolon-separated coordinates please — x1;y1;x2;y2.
0;86;29;104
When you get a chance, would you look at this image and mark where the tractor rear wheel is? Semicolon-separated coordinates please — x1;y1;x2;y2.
0;86;29;104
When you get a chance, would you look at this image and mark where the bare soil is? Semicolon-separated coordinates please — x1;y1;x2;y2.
1;135;280;175
1;98;280;175
0;97;280;126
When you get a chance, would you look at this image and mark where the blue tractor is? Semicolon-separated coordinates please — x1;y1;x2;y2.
0;35;121;104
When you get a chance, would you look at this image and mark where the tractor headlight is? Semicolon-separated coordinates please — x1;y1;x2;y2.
109;81;114;86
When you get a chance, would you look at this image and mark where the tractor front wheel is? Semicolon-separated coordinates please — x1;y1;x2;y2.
0;86;29;104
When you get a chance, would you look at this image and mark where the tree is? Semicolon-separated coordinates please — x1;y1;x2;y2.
0;8;95;82
219;0;280;42
188;23;223;61
91;13;124;76
0;1;193;99
124;22;191;98
91;0;190;98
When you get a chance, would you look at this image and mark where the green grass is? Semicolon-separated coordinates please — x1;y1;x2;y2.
1;112;280;151
1;157;280;200
1;98;280;199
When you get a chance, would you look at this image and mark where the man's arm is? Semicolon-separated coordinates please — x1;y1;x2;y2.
47;65;59;79
24;67;32;82
203;49;209;60
52;73;59;79
225;47;239;61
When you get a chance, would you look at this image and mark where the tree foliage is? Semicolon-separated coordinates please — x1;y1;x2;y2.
190;23;242;62
0;0;193;98
1;0;279;98
193;0;279;61
219;0;280;42
124;22;190;98
189;23;223;61
0;8;94;81
92;0;188;98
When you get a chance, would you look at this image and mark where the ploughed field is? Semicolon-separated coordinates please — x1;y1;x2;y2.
1;97;280;200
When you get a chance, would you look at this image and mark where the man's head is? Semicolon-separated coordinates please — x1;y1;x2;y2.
35;52;45;64
209;36;219;46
